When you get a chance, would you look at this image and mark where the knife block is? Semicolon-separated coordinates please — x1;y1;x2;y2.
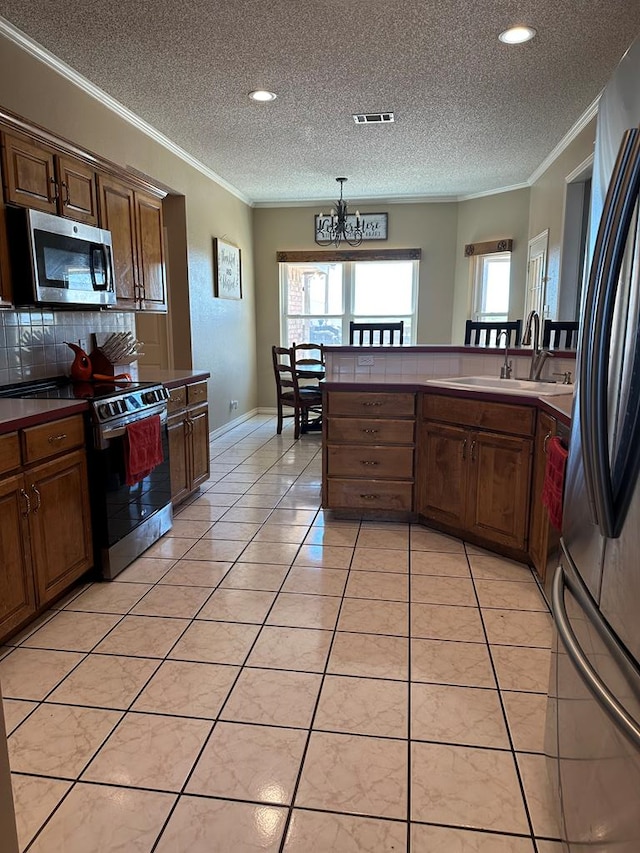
89;348;133;377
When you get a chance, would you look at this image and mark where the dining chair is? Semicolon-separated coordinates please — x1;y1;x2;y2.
542;320;579;349
464;320;522;347
291;342;325;387
272;346;323;439
349;321;404;345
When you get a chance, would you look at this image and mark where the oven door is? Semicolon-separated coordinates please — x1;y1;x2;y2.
90;408;173;578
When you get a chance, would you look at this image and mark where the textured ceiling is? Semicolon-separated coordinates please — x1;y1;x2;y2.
1;1;640;204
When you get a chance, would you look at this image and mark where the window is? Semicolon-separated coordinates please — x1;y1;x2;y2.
280;259;418;345
471;252;511;322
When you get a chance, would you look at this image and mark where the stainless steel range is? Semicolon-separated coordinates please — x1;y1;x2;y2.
6;378;173;579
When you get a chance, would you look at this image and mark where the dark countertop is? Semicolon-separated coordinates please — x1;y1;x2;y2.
322;373;573;426
136;368;210;389
0;398;89;434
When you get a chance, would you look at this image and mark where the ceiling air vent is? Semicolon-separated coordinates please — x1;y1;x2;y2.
353;112;395;124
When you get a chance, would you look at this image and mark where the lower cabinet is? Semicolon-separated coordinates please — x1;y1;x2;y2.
417;394;534;552
529;411;561;583
168;382;210;505
323;391;416;512
0;419;93;641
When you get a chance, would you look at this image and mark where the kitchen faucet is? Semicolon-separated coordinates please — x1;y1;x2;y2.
497;330;512;379
522;310;554;380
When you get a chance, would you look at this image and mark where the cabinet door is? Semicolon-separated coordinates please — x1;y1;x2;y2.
0;474;36;639
189;403;210;491
98;175;138;309
136;192;167;311
27;450;93;605
417;421;468;527
57;155;98;225
0;202;13;306
529;412;558;579
168;412;190;504
467;430;532;550
2;132;57;214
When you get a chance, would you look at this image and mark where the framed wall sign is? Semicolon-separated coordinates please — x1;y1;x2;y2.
213;238;242;299
314;212;388;242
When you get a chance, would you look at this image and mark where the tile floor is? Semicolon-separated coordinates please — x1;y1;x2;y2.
1;415;564;852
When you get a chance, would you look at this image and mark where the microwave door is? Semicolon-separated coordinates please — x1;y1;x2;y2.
90;244;109;291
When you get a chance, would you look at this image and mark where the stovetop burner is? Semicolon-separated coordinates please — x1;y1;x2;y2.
0;376;169;425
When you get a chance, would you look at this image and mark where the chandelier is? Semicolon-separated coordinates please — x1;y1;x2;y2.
315;177;363;247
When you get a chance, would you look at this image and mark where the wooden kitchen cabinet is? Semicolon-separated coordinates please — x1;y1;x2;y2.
0;201;12;306
0;417;93;642
323;391;416;513
97;175;167;311
418;394;533;552
167;382;210;504
2;131;98;224
529;411;561;582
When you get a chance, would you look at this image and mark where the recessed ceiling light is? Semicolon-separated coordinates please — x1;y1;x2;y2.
248;90;277;102
498;25;537;44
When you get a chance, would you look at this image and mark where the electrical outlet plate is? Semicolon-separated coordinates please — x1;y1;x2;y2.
357;355;375;366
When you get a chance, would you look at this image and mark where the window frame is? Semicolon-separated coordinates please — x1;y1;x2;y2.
470;251;511;323
279;258;419;346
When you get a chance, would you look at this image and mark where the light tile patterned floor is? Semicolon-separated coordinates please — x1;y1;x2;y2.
1;414;563;852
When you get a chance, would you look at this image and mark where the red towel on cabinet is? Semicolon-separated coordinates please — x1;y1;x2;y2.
124;415;163;486
542;436;569;530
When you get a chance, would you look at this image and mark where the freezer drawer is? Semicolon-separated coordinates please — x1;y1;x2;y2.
548;553;640;851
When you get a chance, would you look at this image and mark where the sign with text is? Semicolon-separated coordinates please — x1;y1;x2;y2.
315;212;388;242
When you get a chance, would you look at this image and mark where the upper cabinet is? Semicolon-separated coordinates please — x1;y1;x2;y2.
2;131;98;225
98;175;167;312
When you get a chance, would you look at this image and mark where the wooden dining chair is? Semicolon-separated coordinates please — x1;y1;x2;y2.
272;346;323;439
542;320;579;349
291;342;325;390
349;321;404;345
464;320;522;347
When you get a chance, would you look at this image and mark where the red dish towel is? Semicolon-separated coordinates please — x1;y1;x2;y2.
124;415;163;486
542;436;569;530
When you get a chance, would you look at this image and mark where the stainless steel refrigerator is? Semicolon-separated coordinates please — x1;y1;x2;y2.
546;35;640;851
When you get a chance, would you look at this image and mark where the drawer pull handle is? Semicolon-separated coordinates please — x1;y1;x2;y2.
360;494;379;500
47;433;67;444
20;488;31;517
462;438;467;460
543;432;552;454
363;401;383;407
31;484;42;513
470;440;476;462
360;460;379;466
362;428;379;434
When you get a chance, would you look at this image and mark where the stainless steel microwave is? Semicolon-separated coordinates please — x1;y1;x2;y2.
23;209;116;307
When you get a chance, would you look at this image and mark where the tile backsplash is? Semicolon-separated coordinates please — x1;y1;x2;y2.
0;308;135;387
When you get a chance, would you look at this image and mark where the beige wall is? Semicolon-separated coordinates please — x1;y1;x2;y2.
451;188;531;343
0;35;257;429
253;202;458;407
528;119;596;319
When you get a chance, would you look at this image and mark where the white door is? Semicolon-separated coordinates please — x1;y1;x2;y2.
525;230;550;321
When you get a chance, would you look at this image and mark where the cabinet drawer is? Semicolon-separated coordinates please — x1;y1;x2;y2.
22;416;85;464
327;417;414;445
0;432;21;474
167;385;187;412
187;381;208;406
328;392;415;418
327;478;413;511
327;445;414;479
422;394;535;437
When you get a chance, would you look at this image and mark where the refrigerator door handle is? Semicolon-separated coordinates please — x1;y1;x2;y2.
582;127;640;536
579;128;637;528
552;561;640;749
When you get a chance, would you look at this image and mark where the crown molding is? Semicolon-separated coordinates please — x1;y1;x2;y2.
458;182;530;201
527;95;600;186
0;17;252;206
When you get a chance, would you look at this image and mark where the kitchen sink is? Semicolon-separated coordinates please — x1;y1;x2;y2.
428;375;574;396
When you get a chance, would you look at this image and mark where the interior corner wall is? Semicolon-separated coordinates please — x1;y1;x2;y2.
0;34;258;429
252;202;458;408
451;188;531;344
528;118;597;319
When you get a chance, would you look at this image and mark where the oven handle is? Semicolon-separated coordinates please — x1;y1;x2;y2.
97;405;167;443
